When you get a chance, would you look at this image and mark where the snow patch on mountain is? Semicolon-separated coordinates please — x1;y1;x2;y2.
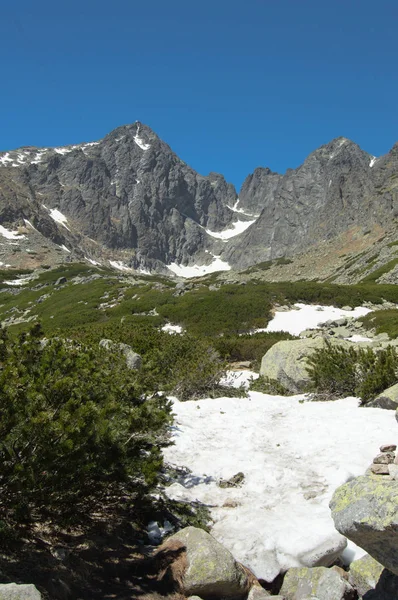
206;219;256;241
0;225;26;240
168;254;231;278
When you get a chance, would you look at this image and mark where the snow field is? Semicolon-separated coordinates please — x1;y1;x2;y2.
164;393;397;581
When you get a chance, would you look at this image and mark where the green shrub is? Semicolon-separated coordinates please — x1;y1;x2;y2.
0;324;172;521
306;340;398;403
249;375;290;395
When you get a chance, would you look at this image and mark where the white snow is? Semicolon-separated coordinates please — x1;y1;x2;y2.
0;153;13;166
0;225;26;240
54;147;73;155
45;207;70;231
85;257;100;266
206;219;256;241
59;244;70;253
164;393;396;580
134;125;151;151
345;334;373;343
24;219;38;232
220;369;259;388
109;260;133;272
161;323;183;334
168;254;231;278
256;303;372;336
226;198;259;218
369;156;377;168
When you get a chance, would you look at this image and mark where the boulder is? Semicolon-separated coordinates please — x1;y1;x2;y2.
0;584;41;600
259;337;351;394
330;475;398;575
367;383;398;410
279;566;355;600
99;339;142;370
163;526;251;599
348;553;384;597
247;585;271;599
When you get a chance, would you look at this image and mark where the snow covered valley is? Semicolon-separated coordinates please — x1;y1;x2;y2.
163;390;397;582
162;303;398;582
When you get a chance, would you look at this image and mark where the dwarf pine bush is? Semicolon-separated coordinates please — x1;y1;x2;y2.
306;340;398;403
0;324;172;521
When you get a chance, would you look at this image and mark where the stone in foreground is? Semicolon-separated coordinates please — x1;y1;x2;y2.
348;553;385;597
280;566;355;600
0;583;41;600
330;475;398;575
165;526;251;599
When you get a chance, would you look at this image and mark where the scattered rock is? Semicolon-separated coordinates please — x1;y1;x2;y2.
247;584;271;599
163;526;251;599
0;583;41;600
280;566;355;600
371;463;390;475
55;277;67;285
366;383;398;410
373;452;395;464
219;472;245;488
330;475;398;575
99;339;142;370
348;553;384;597
380;444;397;452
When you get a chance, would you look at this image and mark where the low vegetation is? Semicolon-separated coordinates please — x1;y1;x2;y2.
306;341;398;403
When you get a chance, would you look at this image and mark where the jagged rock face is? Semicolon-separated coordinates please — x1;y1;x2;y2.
227;138;379;269
0;122;237;270
238;167;281;215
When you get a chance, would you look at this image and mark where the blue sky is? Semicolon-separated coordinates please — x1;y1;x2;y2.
1;0;397;189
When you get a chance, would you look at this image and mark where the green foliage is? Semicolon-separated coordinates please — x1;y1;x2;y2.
249;375;290;395
306;341;359;398
361;309;398;339
214;331;297;369
360;258;398;283
306;340;398;403
0;325;172;521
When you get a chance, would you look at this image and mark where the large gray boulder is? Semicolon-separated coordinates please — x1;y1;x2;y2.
366;383;398;410
259;337;351;393
0;584;41;600
99;339;142;370
330;475;398;575
279;566;355;600
164;526;250;599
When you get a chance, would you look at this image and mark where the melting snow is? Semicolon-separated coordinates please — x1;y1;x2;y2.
256;303;372;336
168;254;231;278
59;245;70;253
85;257;100;266
109;260;133;272
0;225;26;240
164;394;396;580
345;334;373;343
134;125;151;151
161;323;183;334
226;198;259;218
206;219;256;241
44;207;70;231
369;156;377;168
0;153;13;166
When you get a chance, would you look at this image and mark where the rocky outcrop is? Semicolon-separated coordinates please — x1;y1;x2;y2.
330;475;398;576
160;526;252;599
259;337;351;393
279;566;355;600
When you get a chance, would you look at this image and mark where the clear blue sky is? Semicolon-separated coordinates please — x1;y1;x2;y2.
1;0;397;189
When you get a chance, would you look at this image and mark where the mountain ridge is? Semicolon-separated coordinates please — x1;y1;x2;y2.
1;122;398;282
